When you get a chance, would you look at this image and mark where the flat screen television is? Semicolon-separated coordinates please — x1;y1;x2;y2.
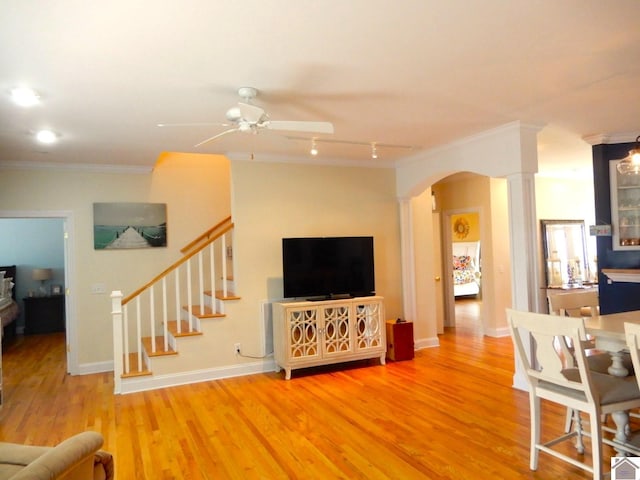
282;236;375;299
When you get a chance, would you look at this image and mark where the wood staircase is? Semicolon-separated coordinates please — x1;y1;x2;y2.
111;217;242;392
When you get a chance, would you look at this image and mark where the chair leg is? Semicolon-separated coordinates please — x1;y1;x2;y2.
565;407;573;433
572;409;585;454
530;393;540;470
590;410;603;480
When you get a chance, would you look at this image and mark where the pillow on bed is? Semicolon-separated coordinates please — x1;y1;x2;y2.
453;255;473;270
1;276;13;298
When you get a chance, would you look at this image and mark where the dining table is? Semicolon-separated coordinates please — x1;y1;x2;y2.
584;310;640;377
583;310;640;454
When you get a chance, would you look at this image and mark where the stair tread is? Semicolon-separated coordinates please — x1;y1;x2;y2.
203;289;241;301
167;319;202;337
121;353;151;378
142;336;177;356
184;305;226;318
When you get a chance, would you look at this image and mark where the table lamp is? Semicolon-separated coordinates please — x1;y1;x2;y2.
32;268;53;296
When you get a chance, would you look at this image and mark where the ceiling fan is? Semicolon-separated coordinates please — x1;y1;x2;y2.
160;87;335;148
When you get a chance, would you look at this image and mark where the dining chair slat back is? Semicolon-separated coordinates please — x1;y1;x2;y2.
508;308;640;479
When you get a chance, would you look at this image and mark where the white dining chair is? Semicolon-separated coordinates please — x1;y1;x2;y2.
548;289;600;318
548;290;634;433
508;309;640;479
548;290;600;352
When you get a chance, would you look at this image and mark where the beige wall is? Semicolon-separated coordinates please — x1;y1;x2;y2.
0;152;230;369
228;160;403;356
535;175;596;275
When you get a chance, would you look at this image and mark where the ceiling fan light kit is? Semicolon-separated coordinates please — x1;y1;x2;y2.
616;135;640;175
177;86;335;148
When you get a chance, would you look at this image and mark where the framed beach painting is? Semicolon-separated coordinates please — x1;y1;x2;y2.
93;202;167;250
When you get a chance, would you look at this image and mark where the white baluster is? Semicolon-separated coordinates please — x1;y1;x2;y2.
162;277;168;352
123;304;129;374
221;233;228;297
135;297;142;372
198;251;204;314
175;266;181;334
209;242;215;312
187;260;193;331
150;286;156;353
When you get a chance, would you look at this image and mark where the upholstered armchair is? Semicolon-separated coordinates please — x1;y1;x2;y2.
0;431;113;480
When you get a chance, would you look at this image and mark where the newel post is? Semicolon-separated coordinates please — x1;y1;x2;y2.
111;290;123;394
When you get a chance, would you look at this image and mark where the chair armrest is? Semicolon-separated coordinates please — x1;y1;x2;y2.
9;431;104;480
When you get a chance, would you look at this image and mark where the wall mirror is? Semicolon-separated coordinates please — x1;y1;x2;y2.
541;220;589;287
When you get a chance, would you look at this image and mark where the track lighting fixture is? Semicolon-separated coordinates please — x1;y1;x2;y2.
288;135;416;160
616;135;640;175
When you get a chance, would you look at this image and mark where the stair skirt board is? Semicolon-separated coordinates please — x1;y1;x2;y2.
117;359;277;395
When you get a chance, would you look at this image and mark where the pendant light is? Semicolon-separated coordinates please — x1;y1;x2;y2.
616;135;640;175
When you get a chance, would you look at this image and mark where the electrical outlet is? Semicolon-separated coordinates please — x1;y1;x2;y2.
91;283;106;294
234;343;241;354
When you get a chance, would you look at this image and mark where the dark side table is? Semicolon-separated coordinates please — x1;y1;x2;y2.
23;295;65;334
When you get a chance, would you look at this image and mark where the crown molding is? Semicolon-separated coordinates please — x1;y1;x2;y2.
224;151;394;168
0;160;153;174
582;132;639;145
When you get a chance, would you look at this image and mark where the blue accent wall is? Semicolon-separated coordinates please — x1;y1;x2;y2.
593;141;640;314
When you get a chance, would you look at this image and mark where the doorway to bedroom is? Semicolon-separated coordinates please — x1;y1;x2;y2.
445;209;483;334
0;212;73;375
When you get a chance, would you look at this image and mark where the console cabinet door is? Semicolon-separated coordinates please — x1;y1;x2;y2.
353;300;385;353
320;304;353;358
285;306;322;364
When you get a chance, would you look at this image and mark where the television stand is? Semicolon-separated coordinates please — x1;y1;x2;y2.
273;296;386;379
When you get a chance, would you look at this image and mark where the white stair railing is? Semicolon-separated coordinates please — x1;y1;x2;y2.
111;219;234;393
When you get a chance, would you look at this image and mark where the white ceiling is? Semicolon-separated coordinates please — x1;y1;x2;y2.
1;1;639;176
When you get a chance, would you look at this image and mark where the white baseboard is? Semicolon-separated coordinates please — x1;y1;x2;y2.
118;359;277;395
483;326;511;338
77;360;114;375
415;336;440;350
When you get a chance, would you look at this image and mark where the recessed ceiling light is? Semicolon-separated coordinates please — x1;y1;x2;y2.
10;87;40;107
36;129;57;144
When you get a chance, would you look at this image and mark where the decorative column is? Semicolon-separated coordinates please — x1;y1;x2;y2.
507;172;540;390
398;198;417;324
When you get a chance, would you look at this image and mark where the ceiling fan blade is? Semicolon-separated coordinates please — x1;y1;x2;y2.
266;120;334;134
194;128;240;147
237;102;266;123
157;122;230;128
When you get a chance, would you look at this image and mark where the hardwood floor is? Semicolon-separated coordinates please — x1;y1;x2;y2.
454;296;483;333
0;328;624;479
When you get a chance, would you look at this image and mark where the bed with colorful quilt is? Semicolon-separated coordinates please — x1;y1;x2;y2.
0;265;18;339
452;242;481;297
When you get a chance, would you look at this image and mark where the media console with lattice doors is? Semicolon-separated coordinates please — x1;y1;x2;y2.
272;296;386;380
